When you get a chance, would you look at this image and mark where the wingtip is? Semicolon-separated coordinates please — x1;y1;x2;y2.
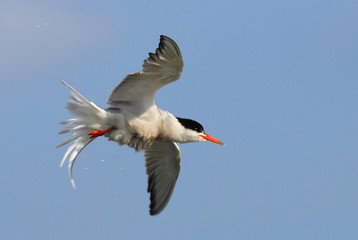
149;203;162;216
149;210;159;216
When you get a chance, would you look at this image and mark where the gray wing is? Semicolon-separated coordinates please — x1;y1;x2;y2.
144;141;181;215
107;35;184;115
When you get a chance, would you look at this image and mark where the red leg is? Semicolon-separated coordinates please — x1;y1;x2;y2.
89;127;114;138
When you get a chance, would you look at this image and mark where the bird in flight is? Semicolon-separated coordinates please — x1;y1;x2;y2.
58;35;223;215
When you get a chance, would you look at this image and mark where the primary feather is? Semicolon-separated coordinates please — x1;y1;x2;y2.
107;35;184;116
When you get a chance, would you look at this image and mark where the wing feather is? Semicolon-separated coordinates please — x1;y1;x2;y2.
144;141;181;215
107;35;184;115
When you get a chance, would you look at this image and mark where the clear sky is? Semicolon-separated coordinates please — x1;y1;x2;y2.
1;0;357;239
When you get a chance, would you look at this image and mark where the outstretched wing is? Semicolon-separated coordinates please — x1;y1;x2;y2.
144;141;181;215
107;35;184;115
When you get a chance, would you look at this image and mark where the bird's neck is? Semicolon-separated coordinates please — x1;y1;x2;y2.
158;110;199;143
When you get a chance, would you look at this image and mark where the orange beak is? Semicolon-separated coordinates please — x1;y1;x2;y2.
201;134;224;145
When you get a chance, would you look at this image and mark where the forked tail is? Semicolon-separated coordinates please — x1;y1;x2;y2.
57;80;111;188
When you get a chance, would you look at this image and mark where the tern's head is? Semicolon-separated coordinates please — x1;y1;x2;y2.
176;117;223;145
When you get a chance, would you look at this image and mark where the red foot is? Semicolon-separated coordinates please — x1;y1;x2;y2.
89;127;114;138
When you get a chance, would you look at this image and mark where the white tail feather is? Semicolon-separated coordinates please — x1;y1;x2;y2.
57;80;109;188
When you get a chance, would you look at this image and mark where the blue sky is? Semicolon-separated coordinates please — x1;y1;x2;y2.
1;0;357;239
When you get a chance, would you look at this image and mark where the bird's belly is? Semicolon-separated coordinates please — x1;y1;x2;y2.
105;107;162;151
107;129;154;152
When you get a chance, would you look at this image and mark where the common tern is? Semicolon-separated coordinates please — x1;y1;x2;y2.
58;35;223;215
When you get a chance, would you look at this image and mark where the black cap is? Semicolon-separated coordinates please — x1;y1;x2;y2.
176;117;204;133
